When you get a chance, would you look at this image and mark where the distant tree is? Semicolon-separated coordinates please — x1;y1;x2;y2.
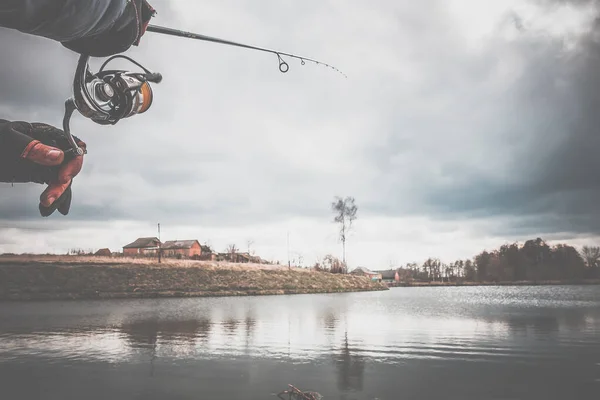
246;239;255;255
474;251;492;281
455;260;464;279
464;238;590;282
68;248;93;256
464;259;476;281
226;244;238;256
201;243;214;253
331;196;358;266
406;262;419;279
317;254;346;274
444;263;453;281
580;246;600;270
422;258;441;281
552;244;585;280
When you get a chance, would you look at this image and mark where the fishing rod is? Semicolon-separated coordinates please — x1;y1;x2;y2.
145;24;347;77
60;23;345;158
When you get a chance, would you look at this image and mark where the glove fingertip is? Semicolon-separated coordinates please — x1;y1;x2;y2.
39;203;56;217
58;187;73;216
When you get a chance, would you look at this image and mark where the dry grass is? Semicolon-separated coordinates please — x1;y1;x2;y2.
0;255;388;301
0;254;312;273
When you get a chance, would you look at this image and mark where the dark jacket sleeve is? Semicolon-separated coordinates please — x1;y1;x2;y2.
0;0;153;57
0;0;128;43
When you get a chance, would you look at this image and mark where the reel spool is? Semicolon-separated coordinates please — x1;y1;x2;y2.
62;54;162;156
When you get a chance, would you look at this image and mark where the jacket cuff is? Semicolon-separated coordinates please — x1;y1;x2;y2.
0;120;37;162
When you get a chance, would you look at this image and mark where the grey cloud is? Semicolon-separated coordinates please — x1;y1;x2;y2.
0;28;75;110
361;0;600;238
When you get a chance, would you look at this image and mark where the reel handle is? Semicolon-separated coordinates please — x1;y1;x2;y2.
62;98;87;159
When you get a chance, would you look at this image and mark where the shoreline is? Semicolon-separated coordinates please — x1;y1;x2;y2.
387;279;600;288
0;257;388;301
0;287;385;302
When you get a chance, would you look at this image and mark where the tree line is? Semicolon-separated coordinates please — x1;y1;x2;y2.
395;238;600;283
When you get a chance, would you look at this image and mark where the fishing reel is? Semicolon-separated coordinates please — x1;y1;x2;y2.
62;53;163;157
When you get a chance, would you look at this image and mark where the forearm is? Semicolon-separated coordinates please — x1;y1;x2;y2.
0;0;128;43
0;119;33;161
0;119;41;183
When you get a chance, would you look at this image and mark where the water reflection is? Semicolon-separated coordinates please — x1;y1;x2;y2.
244;314;256;353
480;307;596;338
334;333;366;393
223;318;240;334
503;315;560;336
321;310;338;333
196;317;213;343
121;320;160;349
1;288;599;400
0;287;599;367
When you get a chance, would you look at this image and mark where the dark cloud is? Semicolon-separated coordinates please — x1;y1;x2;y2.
363;0;600;238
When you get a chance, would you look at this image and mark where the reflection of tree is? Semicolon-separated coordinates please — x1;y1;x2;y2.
120;319;160;377
158;319;209;342
195;317;212;344
245;315;256;337
120;320;160;349
223;317;240;334
483;308;597;336
244;313;256;353
505;315;560;335
561;309;594;331
334;332;365;392
120;317;214;375
322;311;337;332
121;318;212;346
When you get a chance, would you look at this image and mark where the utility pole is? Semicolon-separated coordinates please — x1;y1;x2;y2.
287;231;291;271
157;222;161;264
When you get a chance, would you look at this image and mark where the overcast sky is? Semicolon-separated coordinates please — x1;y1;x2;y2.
1;0;599;268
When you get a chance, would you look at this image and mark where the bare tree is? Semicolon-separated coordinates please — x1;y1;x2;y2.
227;244;238;255
422;258;441;281
580;246;600;269
331;196;358;266
318;254;346;274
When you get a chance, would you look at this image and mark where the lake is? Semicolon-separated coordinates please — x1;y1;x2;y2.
1;286;599;400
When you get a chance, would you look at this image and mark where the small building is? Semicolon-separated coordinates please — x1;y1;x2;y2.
350;267;382;282
377;269;400;283
123;237;161;256
94;248;112;257
161;240;202;259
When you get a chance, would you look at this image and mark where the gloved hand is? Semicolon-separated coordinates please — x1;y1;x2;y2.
61;0;156;57
0;120;86;217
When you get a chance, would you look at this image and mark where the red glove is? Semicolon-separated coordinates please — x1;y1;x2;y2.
0;120;86;216
26;138;86;215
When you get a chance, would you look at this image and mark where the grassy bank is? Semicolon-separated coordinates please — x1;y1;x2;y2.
0;256;388;301
388;279;600;287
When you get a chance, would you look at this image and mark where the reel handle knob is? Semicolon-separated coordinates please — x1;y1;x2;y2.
145;72;162;83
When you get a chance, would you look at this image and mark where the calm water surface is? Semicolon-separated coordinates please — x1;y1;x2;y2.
1;286;599;399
